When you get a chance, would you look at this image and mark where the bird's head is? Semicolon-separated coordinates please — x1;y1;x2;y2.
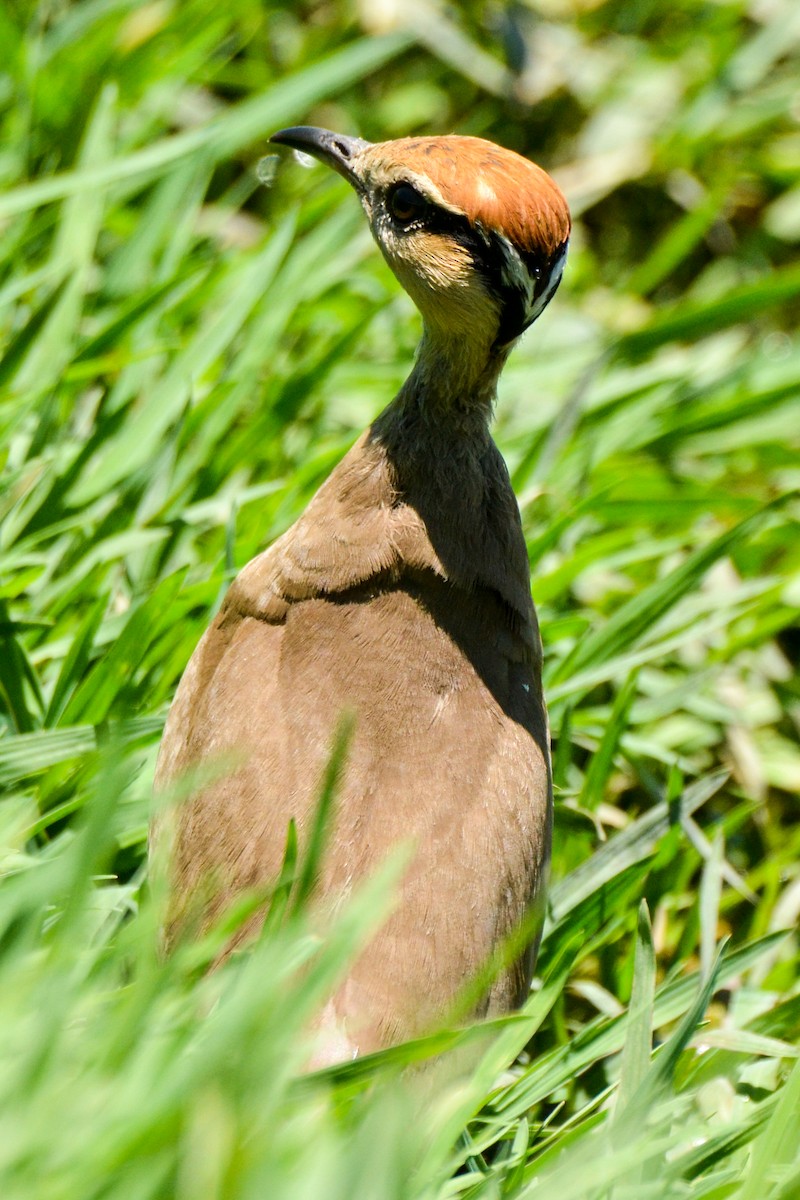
270;126;570;393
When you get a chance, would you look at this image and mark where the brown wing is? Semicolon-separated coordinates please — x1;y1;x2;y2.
154;429;397;925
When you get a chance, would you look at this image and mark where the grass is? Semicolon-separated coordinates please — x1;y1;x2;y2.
0;0;799;1196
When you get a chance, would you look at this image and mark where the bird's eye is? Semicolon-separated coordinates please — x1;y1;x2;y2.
388;183;427;225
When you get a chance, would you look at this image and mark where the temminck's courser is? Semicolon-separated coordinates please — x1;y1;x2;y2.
154;127;571;1064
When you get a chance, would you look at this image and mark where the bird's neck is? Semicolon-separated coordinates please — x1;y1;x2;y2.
393;326;510;429
365;325;533;627
372;323;512;489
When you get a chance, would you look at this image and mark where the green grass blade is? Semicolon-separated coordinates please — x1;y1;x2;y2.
0;34;413;221
615;901;656;1116
547;504;783;691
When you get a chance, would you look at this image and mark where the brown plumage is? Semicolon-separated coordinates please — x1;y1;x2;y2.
154;128;570;1063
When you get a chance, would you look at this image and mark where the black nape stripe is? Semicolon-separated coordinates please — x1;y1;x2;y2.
486;235;568;348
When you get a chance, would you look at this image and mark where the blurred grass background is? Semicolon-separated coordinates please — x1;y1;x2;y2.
0;1;799;1196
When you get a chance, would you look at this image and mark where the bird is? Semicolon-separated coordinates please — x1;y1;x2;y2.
154;127;570;1064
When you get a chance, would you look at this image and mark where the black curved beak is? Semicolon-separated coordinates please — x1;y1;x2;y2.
269;126;371;191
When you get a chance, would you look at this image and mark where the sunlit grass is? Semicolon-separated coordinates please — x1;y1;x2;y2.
0;1;798;1196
